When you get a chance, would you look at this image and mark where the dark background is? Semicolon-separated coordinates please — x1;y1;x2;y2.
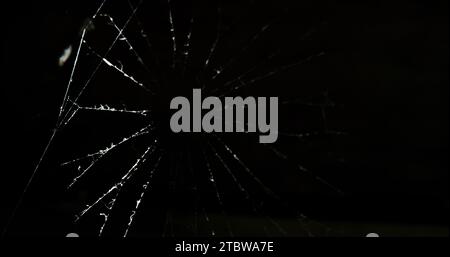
0;0;448;237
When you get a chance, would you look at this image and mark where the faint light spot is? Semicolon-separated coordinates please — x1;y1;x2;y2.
80;18;96;35
59;45;73;67
366;233;380;237
66;233;79;237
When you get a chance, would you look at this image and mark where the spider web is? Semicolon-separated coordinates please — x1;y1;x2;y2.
5;0;348;237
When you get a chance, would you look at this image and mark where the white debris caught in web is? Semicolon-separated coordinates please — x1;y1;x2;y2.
59;45;73;67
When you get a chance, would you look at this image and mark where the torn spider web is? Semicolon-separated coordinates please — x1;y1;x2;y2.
5;0;348;237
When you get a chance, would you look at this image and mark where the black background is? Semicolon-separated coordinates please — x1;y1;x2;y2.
0;0;448;237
